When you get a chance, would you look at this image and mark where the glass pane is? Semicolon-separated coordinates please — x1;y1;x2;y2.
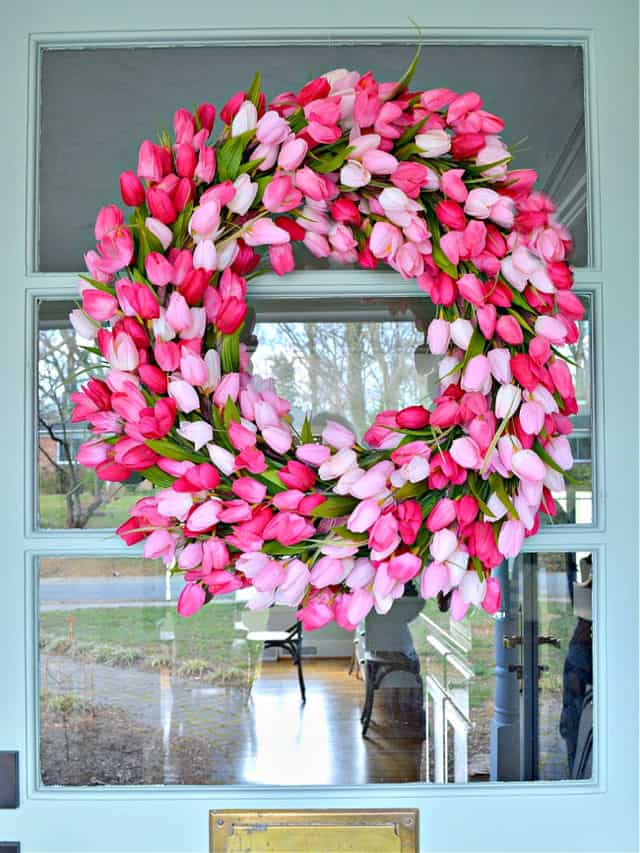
540;292;593;525
38;44;587;271
37;298;153;529
39;551;595;785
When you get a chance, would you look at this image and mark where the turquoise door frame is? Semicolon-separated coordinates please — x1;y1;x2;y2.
0;2;637;851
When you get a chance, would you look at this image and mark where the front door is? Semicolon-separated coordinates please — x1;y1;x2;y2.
1;2;637;851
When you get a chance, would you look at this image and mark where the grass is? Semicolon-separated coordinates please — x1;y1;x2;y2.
40;601;244;672
38;492;148;531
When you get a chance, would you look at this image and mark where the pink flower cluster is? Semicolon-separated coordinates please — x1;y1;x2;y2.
70;61;580;630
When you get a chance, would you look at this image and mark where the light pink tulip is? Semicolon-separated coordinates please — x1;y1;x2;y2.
340;160;371;188
487;348;512;384
187;499;221;533
345;557;375;589
278;137;308;170
546;436;573;470
415;129;451;157
296;443;331;466
310;556;349;587
430;528;458;562
322;420;355;449
511;449;547;482
369;221;403;259
450;588;470;621
166;292;192;333
495;384;522;419
275;559;311;606
534;315;567;344
464;187;499;219
347;498;381;532
498;519;526;558
189;201;221;243
262;425;292;454
440;168;468;202
461;354;491;392
450;436;483;470
143;529;177;564
427;318;451;355
227;174;258;216
177;420;212;451
421;561;450;598
349;461;393;499
243;218;290;246
256;110;290;145
387;552;422;582
207;444;235;476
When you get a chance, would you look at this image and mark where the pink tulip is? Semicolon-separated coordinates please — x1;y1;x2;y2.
487;348;512;384
263;512;315;546
294;167;332;201
82;289;118;322
387;552;422;582
212;373;240;408
546;436;573;470
278;137;308;170
390;161;430;197
520;401;545;435
450;436;483;470
176;582;206;617
321;420;355;450
347;498;381;532
421;561;449;598
178;542;203;570
349;461;393;499
269;559;306;606
186;499;221;533
143;529;177;563
461;354;491;392
498;518;526;558
450;588;470;622
440;168;468;202
310;556;348;588
426;318;451;355
457;273;487;306
297;590;335;631
464;187;499;219
511;449;546;482
368;514;400;560
369;221;403;259
346;588;375;625
166;292;192;333
495;384;522;419
263;175;302;213
119;171;145;207
481;576;502;614
256;109;289;144
361;149;398;175
262;425;292;455
243;218;290;246
267;243;295;276
296;443;331;466
193;239;217;271
189;201;221;243
168;379;200;413
477;304;497;339
534;315;567;344
106;332;138;371
137;140;164;182
496;314;524;345
426;498;457;532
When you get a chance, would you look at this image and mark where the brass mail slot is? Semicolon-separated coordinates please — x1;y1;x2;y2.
210;809;418;852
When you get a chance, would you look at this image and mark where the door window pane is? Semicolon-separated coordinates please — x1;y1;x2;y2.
38;551;595;785
37;44;587;271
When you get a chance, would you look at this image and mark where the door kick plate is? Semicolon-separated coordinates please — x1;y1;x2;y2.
210;809;418;852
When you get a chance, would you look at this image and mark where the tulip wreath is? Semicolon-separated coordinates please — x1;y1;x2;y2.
70;51;580;631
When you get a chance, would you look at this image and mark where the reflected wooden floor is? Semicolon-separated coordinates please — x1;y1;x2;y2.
238;658;425;785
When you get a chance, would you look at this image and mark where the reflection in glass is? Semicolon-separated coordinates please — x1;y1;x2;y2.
37;299;153;529
38;552;594;785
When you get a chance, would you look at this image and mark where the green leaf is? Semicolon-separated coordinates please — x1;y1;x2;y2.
262;541;309;557
468;474;495;518
247;71;262;108
223;396;241;427
389;41;423;100
533;439;578;484
300;417;314;444
309;495;357;518
141;465;175;488
172;202;194;249
394;480;427;500
78;274;116;296
424;209;459;278
144;438;206;464
288;109;308;134
325;525;368;543
308;145;354;174
221;326;243;372
78;345;103;357
489;474;519;520
395;115;429;149
237;157;266;175
459;326;486;372
217;129;256;182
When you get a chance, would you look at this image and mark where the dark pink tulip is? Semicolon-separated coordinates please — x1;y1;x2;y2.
269;243;295;276
154;340;180;372
278;460;316;491
173;108;195;144
181;268;209;305
173;178;195;212
557;290;585;321
477;304;496;339
547;261;573;290
455;495;479;528
457;273;487;306
496;314;524;345
396;405;430;429
426;498;457;533
481;577;502;615
395;500;422;545
297;590;335;631
220;91;245;125
388;553;422;583
137;139;164;182
177;582;206;617
450;132;485;160
82;288;118;322
175;143;197;179
216;297;247;335
197;102;216;132
119;171;145;207
145;252;174;286
435;199;466;231
297;77;330;106
138;364;167;396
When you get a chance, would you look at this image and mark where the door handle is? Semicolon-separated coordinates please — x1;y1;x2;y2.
503;634;523;649
537;635;561;648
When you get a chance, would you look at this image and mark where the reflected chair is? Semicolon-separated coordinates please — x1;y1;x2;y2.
236;616;306;703
360;650;422;736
